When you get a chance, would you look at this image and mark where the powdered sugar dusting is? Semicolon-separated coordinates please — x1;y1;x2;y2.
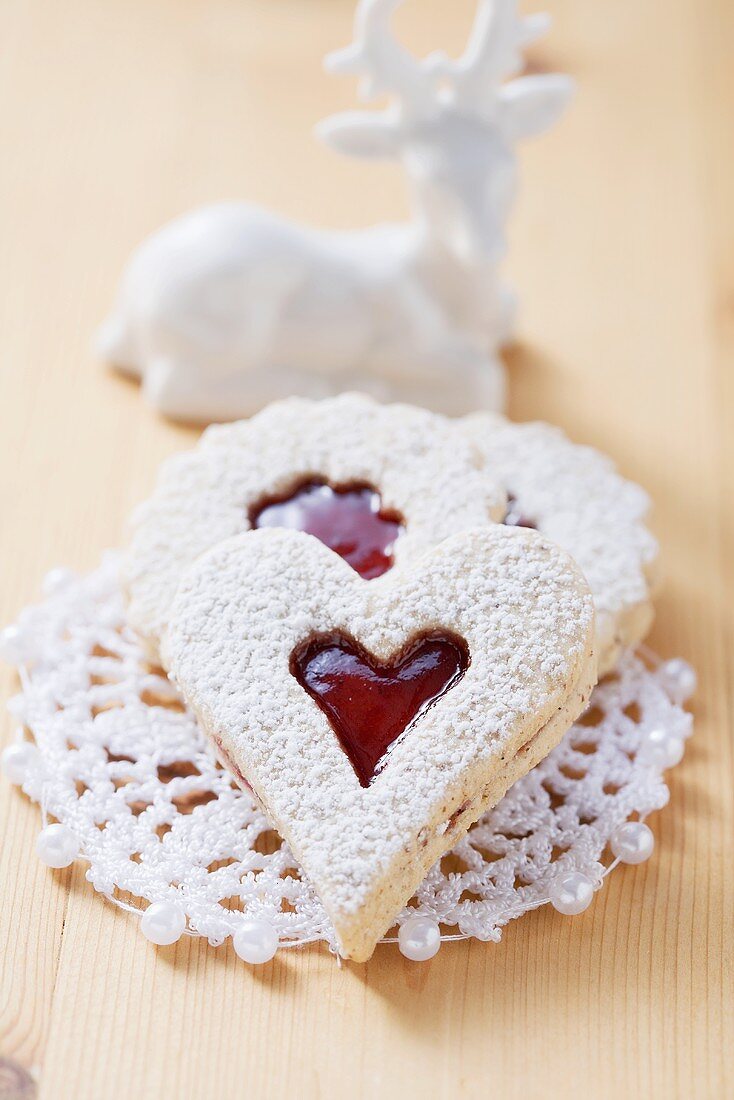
3;556;692;960
460;413;659;673
165;524;595;959
125;394;505;653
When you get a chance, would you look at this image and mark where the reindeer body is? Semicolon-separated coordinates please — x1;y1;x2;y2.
98;1;570;422
100;201;510;419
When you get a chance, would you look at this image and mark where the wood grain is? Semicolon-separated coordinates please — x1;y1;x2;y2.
0;1;731;1097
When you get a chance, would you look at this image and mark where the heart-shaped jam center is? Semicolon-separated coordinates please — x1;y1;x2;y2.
251;480;403;580
290;631;469;787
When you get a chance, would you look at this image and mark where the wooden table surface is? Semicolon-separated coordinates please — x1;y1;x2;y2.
1;1;732;1097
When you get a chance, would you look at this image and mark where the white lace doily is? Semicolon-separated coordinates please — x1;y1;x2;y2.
1;557;693;959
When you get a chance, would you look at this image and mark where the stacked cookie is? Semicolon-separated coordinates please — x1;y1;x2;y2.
125;394;658;961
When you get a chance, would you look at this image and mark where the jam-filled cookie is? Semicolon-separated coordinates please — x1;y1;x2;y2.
460;413;659;675
164;525;596;961
125;394;505;655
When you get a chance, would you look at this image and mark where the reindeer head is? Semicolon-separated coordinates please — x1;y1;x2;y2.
317;0;572;264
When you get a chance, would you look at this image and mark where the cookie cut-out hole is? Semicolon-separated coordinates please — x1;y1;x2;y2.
290;630;470;788
251;478;404;580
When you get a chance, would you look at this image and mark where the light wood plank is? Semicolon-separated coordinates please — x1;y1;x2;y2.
0;1;731;1097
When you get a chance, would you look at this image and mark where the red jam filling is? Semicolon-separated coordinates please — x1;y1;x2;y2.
251;480;403;580
503;492;537;530
290;631;470;788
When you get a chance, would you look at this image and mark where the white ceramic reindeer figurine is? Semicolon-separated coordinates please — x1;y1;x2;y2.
97;0;571;422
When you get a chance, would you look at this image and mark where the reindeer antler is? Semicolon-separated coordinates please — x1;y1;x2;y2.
318;0;571;158
325;0;436;112
447;0;551;107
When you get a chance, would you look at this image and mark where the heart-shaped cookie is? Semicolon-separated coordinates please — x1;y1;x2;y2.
165;525;596;961
125;394;505;656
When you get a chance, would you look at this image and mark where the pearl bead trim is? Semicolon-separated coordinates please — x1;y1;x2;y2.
1;559;693;962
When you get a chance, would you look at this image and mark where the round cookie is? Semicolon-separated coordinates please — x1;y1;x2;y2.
126;393;506;656
459;412;659;675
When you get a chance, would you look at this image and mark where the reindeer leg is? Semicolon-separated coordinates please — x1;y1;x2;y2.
141;358;205;422
95;313;140;377
141;357;261;424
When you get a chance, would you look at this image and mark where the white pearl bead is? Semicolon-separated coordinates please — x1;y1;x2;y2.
140;901;187;945
645;727;685;768
611;821;655;864
36;823;79;868
658;659;697;704
1;742;39;784
0;625;27;665
42;567;75;596
548;871;595;915
397;916;441;961
232;919;279;964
